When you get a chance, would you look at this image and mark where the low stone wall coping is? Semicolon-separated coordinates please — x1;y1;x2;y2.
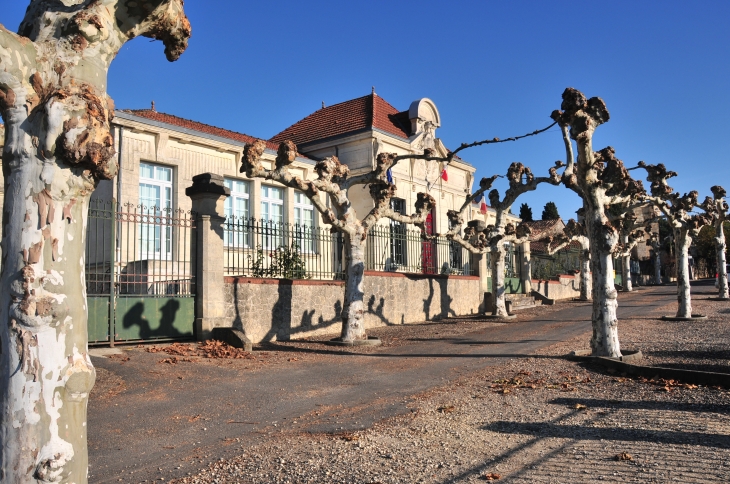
532;279;561;285
364;270;479;281
224;276;345;286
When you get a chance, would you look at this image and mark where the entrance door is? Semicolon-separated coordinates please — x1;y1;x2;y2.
422;210;437;274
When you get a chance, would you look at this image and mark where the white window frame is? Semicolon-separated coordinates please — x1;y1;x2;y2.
138;162;173;260
224;178;250;248
294;191;316;253
261;185;284;249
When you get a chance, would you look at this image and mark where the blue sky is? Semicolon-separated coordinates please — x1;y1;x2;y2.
3;1;728;219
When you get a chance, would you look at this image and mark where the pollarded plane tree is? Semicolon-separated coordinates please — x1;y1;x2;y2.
700;186;729;300
645;228;664;284
242;140;435;344
0;2;191;482
543;219;591;301
638;162;712;319
613;205;652;292
551;88;646;357
241;123;558;343
445;162;561;317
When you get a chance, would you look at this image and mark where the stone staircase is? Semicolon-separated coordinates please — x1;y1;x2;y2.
505;293;541;312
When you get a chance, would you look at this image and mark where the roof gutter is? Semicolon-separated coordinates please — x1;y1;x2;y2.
114;111;315;165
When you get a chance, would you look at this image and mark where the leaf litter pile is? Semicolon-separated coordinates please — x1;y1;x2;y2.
489;369;710;396
489;370;592;394
146;341;257;364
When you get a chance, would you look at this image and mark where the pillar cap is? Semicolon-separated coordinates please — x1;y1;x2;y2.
467;220;487;231
186;173;230;197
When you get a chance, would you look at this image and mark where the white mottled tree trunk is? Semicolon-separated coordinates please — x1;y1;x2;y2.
491;245;509;317
340;233;367;342
675;229;693;318
716;223;729;299
654;248;662;285
590;245;621;356
0;144;96;483
0;3;190;482
579;248;591;301
620;235;632;292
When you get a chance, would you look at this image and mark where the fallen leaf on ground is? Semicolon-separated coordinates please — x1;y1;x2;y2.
437;405;456;414
482;472;501;480
574;403;587;410
615;452;634;461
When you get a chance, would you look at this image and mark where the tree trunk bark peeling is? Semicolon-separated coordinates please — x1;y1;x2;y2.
585;206;622;358
340;233;367;342
0;3;191;482
590;245;621;357
0;120;98;483
675;229;693;318
620;234;633;292
654;248;662;285
490;245;509;317
579;248;591;301
716;223;729;300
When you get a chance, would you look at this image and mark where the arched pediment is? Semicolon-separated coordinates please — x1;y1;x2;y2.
408;98;441;135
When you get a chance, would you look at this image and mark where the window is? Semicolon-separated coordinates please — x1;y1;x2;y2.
261;185;284;249
294;191;315;252
224;178;250;247
389;198;408;269
139;162;173;260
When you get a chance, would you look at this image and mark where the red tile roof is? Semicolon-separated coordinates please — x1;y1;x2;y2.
521;219;565;238
126;109;281;151
270;93;411;145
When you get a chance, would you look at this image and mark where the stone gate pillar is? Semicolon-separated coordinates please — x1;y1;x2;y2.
467;220;491;312
186;173;230;340
520;240;532;294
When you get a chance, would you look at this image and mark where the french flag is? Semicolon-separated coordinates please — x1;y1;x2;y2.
473;192;487;214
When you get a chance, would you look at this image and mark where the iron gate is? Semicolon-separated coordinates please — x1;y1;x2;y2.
86;200;197;345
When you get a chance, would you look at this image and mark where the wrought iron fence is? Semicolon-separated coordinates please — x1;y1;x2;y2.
504;243;520;279
365;225;475;276
85;200;196;297
223;217;344;279
531;249;581;280
85;200;197;345
223;219;476;279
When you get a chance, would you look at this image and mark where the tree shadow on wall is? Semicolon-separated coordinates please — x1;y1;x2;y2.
367;295;395;326
420;276;456;321
122;299;184;340
234;281;345;343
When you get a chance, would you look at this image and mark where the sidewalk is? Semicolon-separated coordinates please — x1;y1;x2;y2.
87;283;727;482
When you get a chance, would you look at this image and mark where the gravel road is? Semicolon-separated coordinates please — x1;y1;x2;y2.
89;282;730;483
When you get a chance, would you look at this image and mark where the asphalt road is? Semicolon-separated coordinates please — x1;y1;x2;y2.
87;284;687;483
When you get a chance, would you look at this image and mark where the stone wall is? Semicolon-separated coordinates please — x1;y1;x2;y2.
531;273;583;301
224;272;480;343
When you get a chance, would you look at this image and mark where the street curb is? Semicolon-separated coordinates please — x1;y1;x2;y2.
568;350;730;387
660;314;708;321
568;349;644;364
479;314;517;321
326;336;382;347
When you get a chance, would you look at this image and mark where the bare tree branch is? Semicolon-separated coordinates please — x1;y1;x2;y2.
637;162;713;315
